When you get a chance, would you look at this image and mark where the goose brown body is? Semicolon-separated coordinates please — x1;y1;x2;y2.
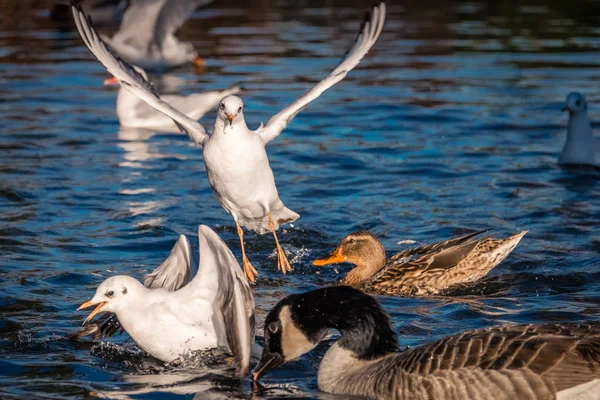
254;287;600;400
314;230;527;296
321;322;600;399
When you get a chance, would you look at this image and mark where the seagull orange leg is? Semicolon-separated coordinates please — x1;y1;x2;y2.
236;221;258;283
268;212;292;274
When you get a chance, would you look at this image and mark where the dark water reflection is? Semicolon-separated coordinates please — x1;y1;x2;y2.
1;0;600;398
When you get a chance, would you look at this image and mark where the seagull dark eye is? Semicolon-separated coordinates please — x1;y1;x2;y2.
220;103;225;110
238;106;242;113
106;290;115;298
347;238;355;245
267;322;279;334
576;100;581;106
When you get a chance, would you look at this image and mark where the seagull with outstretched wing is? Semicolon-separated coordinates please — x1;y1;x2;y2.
75;225;256;376
101;0;214;71
71;2;386;282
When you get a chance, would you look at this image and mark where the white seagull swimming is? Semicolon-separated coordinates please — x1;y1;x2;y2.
100;0;214;71
105;67;240;130
71;2;386;282
560;92;599;168
76;225;256;376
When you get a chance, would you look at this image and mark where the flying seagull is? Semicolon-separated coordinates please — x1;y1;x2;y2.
71;2;386;282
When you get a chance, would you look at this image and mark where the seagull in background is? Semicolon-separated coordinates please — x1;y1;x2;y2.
560;92;599;168
51;0;126;25
71;2;386;282
101;0;214;71
104;66;240;130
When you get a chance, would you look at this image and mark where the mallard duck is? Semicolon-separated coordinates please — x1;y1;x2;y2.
253;286;600;399
313;230;527;296
75;225;255;376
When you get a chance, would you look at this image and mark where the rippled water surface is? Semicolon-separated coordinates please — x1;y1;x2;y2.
2;0;600;398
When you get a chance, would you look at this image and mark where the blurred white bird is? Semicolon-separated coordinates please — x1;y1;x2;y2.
560;92;599;168
76;225;256;376
101;0;214;71
72;2;386;282
105;68;240;130
51;0;126;25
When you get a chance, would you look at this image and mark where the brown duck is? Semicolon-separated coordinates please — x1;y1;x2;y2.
313;230;527;296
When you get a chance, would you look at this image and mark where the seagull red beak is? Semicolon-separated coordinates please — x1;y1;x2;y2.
193;55;206;68
225;113;234;125
103;77;119;86
77;300;107;324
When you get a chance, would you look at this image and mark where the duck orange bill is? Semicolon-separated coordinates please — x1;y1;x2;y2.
77;300;107;324
312;248;344;266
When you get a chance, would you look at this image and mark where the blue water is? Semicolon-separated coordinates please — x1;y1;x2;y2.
2;1;600;398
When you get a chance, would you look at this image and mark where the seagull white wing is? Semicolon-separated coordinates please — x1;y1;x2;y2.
71;4;209;147
144;234;193;291
153;0;215;49
257;2;386;145
185;225;254;377
112;0;166;51
70;234;194;339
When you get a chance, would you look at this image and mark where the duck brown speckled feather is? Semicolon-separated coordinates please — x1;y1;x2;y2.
322;323;600;399
386;230;486;263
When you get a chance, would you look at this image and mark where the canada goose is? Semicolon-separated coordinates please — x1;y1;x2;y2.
313;230;527;296
75;225;256;376
253;286;600;399
560;92;599;168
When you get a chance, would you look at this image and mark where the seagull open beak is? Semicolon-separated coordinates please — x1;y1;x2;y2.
77;300;108;324
225;113;234;126
313;247;344;266
252;351;283;382
103;77;119;86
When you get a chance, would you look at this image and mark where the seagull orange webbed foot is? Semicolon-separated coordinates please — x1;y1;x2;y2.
236;221;258;283
268;212;293;274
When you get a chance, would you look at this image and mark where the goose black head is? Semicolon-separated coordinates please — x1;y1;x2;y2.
252;286;398;381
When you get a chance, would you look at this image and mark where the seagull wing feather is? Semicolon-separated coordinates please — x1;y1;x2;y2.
186;225;254;377
112;0;166;52
71;3;209;147
153;0;215;48
257;2;386;145
143;234;193;291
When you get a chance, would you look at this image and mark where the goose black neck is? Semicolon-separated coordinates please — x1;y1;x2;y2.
286;286;399;360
